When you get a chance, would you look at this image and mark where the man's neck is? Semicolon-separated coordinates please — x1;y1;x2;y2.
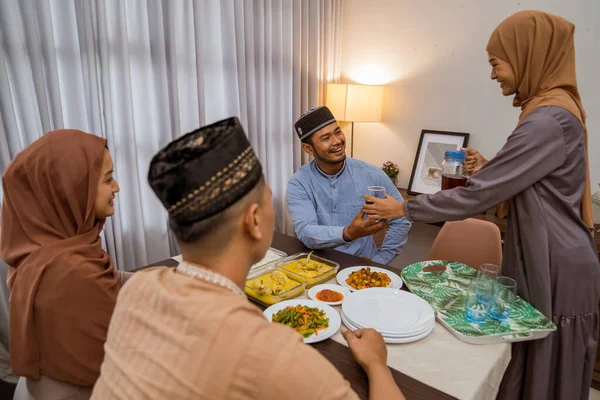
315;159;344;176
180;246;252;290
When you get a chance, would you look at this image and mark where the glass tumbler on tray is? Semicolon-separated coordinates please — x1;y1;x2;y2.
464;278;494;323
489;276;518;321
441;150;469;190
477;264;501;281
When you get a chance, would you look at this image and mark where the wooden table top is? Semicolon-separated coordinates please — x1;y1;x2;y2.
136;231;456;400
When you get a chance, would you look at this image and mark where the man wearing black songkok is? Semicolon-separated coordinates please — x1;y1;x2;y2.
92;117;405;400
287;106;411;264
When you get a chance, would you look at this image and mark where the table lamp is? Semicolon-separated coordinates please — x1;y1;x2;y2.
326;83;383;157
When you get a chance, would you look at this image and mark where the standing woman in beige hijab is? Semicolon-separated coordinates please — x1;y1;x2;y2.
363;11;600;399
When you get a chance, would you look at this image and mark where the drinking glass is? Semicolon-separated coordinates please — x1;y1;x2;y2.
366;186;386;204
489;277;518;321
464;278;494;323
477;264;501;281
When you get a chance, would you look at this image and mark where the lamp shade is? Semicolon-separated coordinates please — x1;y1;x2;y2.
326;83;383;122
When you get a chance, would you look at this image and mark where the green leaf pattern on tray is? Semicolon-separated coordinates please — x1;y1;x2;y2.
401;261;556;337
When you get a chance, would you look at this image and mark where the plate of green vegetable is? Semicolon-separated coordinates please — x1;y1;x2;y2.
264;299;341;344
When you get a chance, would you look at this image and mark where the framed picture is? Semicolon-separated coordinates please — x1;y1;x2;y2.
407;129;470;196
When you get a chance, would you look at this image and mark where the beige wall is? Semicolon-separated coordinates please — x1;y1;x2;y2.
341;0;600;191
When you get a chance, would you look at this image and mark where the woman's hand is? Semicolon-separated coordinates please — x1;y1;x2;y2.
463;147;488;174
363;195;405;220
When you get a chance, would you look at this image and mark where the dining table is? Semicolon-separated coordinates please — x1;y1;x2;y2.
135;223;512;400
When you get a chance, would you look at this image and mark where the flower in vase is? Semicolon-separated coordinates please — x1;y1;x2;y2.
382;161;400;179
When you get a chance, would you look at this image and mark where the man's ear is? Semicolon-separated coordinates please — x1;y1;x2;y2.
243;203;262;241
302;142;315;157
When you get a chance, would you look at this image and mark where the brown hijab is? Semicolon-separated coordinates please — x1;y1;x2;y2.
486;10;594;231
0;130;120;385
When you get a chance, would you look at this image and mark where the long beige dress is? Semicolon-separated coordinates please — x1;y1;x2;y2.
91;267;359;399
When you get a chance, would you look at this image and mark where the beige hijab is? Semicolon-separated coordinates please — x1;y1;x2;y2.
1;130;120;385
486;10;594;231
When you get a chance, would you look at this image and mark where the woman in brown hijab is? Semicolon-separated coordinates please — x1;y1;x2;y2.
363;11;600;400
1;129;130;398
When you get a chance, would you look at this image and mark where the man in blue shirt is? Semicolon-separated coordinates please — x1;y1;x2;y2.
286;106;411;265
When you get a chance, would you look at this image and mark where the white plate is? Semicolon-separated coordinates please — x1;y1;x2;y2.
342;288;435;336
343;311;434;338
263;299;341;344
342;311;434;338
341;312;434;344
308;284;351;306
336;266;403;291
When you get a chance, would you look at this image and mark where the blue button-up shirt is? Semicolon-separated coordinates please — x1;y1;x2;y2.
286;158;411;264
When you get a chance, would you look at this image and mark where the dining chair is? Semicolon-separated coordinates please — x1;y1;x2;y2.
427;218;502;269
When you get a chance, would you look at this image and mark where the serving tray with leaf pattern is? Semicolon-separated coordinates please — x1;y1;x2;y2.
401;260;556;345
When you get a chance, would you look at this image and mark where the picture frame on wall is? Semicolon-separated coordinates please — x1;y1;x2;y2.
407;129;470;196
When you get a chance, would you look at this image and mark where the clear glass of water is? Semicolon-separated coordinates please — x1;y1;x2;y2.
366;186;386;204
464;278;494;323
477;264;501;281
489;276;518;321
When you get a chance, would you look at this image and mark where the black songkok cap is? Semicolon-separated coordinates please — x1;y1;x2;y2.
294;106;336;141
148;117;262;225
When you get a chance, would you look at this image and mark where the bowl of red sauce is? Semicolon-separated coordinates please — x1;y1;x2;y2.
308;284;351;306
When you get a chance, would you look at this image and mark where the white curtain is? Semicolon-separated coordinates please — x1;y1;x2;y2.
0;0;342;271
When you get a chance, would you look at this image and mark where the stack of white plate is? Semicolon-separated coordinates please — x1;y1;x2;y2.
341;288;435;344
